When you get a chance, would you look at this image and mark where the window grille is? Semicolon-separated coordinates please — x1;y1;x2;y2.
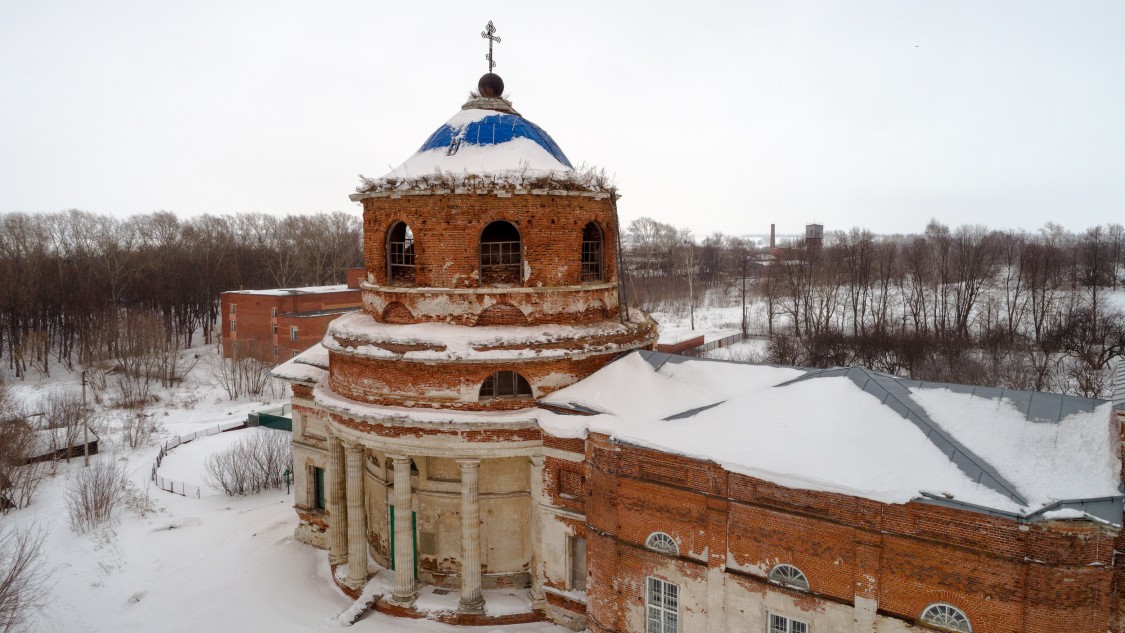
581;222;603;282
479;221;522;285
768;564;809;591
769;613;808;633
645;532;679;556
920;604;971;632
273;346;279;356
290;326;298;341
387;222;416;284
230;321;236;332
272;324;278;334
646;577;678;633
479;370;532;399
230;304;236;314
291;350;298;358
271;307;278;318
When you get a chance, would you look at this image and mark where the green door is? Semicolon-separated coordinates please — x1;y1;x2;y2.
389;505;418;579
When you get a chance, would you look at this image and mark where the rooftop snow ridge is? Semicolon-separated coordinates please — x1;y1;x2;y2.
777;366;1029;507
354;163;615;198
538;350;1121;520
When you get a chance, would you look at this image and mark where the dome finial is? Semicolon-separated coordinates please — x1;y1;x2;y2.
481;20;501;74
478;73;504;98
479;21;504;98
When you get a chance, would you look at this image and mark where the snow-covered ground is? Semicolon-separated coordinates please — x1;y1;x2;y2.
2;343;567;633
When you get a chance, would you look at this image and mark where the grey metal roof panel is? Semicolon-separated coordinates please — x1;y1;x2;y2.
972;386;1004;400
1026;393;1063;423
831;367;1030;506
662;401;726;421
999;389;1033;417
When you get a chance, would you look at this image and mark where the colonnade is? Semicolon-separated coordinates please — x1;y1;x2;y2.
325;432;487;613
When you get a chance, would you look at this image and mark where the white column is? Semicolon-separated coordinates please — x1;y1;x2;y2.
344;442;368;590
390;455;416;604
528;455;547;610
458;459;485;613
326;433;347;567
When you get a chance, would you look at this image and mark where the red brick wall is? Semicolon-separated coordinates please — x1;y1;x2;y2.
327;349;624;411
362;193;619;290
220;289;360;359
579;432;1122;633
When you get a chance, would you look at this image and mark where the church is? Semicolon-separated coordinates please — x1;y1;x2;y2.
273;34;1125;633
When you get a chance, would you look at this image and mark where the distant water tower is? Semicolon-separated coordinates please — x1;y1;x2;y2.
805;222;824;248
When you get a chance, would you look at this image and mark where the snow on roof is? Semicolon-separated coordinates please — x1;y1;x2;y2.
312;383;540;428
382;109;573;181
270;345;328;384
324;311;655;362
225;284;351;297
538;351;1121;519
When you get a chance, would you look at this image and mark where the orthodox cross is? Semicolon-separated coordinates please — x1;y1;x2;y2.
481;20;501;72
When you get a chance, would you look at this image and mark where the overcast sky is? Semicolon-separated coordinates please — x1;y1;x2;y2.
2;1;1123;237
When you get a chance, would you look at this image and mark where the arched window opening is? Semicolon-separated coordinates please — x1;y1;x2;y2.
920;603;971;633
387;221;416;284
767;564;809;591
479;221;522;286
479;370;532;400
645;532;679;556
581;222;604;282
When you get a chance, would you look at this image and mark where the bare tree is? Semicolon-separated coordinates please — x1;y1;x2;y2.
0;524;49;632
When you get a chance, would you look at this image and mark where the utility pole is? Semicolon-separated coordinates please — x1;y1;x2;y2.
82;370;89;467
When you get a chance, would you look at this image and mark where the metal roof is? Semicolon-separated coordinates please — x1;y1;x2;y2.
616;349;1121;525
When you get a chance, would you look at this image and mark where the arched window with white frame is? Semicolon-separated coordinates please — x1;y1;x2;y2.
645;532;678;556
767;564;809;591
919;603;971;633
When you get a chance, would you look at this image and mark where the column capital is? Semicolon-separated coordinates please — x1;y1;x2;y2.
343;441;365;454
456;458;481;469
529;455;545;468
387;454;412;465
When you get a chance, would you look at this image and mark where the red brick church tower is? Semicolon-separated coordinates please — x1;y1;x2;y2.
278;65;656;626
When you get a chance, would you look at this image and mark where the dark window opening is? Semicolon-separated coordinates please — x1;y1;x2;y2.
581;222;604;282
479;370;533;399
313;467;326;510
480;221;522;286
387;221;416;284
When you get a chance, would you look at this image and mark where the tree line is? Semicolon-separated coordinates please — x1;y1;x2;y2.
0;210;362;379
624;218;1125;398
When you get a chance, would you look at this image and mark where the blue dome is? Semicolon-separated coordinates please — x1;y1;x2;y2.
416;113;574;169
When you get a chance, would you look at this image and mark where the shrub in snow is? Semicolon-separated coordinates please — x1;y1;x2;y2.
0;524;48;632
65;460;129;534
121;409;161;450
210;341;280;401
204;430;292;496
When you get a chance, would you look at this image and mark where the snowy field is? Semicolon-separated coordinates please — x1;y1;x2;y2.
2;343;567;633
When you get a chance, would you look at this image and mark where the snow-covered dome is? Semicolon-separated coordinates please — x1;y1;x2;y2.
382;79;574;179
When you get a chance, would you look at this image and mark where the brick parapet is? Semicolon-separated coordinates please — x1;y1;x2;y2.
364;283;620;326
